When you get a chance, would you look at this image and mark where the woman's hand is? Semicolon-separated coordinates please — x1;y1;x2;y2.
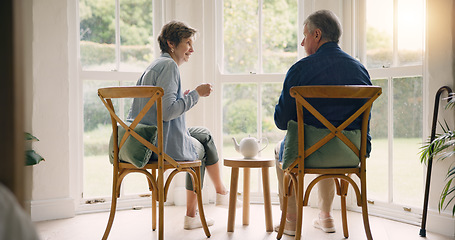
195;83;213;97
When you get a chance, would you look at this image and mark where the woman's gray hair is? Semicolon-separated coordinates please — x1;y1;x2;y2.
304;10;342;43
158;21;197;54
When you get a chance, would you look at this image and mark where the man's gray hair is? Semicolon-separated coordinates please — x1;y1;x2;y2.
304;10;342;43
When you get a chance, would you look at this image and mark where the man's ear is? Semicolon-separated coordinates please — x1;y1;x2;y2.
314;29;322;42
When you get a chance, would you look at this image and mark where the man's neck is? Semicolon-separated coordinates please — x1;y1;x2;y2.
316;40;329;51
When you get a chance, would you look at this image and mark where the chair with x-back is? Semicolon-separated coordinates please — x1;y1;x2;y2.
98;86;211;240
276;85;382;240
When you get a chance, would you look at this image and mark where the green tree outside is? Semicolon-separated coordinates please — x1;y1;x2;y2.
223;0;298;74
79;0;153;70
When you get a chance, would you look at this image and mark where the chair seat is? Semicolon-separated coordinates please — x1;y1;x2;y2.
119;160;202;170
280;161;360;175
301;167;360;175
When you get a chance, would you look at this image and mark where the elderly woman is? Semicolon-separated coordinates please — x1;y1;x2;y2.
127;21;232;230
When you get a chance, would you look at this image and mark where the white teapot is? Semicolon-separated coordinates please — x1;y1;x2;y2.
232;135;268;158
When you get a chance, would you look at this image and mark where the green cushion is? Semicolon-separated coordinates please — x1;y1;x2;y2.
282;120;361;169
109;123;157;168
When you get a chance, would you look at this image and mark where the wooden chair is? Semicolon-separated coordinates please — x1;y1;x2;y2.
276;85;382;240
98;86;211;240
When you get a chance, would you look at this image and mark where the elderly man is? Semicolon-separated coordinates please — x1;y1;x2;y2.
274;9;372;236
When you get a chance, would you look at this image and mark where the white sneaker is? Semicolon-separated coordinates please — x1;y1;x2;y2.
312;216;336;233
183;214;214;230
216;191;242;208
274;219;296;236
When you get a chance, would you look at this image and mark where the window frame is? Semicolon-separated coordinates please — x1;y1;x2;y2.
350;0;426;224
76;0;164;212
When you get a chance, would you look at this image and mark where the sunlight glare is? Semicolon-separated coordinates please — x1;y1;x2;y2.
367;0;424;51
398;0;424;50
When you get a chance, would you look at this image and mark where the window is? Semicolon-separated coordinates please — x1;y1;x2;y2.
219;0;299;202
79;0;154;72
363;0;425;220
79;0;157;203
222;0;298;74
365;0;423;68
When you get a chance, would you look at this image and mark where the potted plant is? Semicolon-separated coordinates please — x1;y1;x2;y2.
420;94;455;215
25;132;45;166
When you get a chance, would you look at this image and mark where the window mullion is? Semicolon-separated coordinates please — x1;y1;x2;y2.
392;0;398;67
357;0;367;63
388;77;394;204
257;0;263;137
258;0;263;73
257;82;263;144
114;0;121;71
257;83;263;195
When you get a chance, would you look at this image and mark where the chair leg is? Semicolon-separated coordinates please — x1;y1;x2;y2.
340;194;349;238
102;172;120;240
151;168;157;231
361;201;373;240
194;167;211;238
361;179;373;240
340;179;349;238
276;173;290;240
102;195;118;240
158;169;164;240
295;173;304;240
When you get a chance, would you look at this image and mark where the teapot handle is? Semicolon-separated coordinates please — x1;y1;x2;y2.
259;137;269;152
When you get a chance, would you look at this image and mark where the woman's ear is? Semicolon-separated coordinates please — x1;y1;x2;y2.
167;40;175;52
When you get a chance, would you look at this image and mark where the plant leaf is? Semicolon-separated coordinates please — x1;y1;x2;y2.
25;150;45;166
442;186;455;210
445;93;455;109
439;178;455;213
25;132;39;141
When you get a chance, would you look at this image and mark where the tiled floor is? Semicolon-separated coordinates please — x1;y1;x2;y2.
35;204;453;240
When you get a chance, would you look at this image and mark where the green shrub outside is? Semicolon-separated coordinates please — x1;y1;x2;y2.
224;99;257;134
84;124;111;156
80;41;152;67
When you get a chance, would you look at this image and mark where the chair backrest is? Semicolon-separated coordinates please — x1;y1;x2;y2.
288;85;382;170
98;86;180;170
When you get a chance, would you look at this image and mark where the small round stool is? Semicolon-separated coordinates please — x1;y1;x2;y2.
224;157;275;232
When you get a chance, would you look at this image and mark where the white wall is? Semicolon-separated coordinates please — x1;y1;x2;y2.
26;0;75;221
23;0;454;236
424;0;455;236
17;0;35;213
